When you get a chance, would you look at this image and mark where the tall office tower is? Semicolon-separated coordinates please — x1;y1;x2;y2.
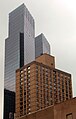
35;33;50;58
4;4;35;92
4;89;15;119
15;53;72;118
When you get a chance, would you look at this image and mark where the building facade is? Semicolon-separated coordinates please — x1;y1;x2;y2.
4;89;15;119
4;4;35;92
15;54;72;118
35;33;50;58
15;97;76;119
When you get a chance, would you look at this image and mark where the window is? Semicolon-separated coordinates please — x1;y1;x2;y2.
66;113;73;119
21;70;23;73
27;66;30;70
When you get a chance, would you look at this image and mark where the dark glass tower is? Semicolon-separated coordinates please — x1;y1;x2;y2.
4;89;15;119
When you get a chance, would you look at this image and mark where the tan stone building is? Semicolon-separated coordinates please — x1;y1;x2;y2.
15;53;72;118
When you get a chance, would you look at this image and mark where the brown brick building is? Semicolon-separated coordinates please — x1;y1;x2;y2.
16;97;76;119
15;54;72;118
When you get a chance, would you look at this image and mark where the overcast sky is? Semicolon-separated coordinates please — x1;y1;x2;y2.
1;0;76;118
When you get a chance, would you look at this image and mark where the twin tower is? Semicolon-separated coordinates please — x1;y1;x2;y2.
4;4;50;92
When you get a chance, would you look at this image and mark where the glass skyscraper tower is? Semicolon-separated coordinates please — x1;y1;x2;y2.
4;4;35;92
35;33;50;58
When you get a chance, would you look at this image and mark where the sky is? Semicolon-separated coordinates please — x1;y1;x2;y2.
0;0;76;118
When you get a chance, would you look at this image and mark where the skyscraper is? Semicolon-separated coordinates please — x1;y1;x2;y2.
35;33;50;58
4;4;35;92
15;53;72;118
4;89;15;119
4;3;73;119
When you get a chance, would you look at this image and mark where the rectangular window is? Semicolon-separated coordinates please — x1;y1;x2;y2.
66;113;73;119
